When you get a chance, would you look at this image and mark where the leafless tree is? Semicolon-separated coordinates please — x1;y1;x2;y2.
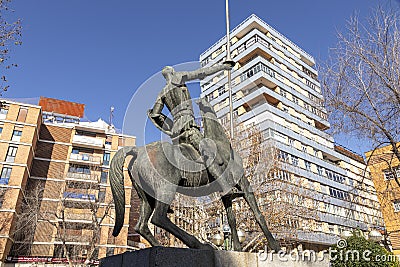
10;166;113;265
0;0;22;93
321;5;400;185
230;123;320;251
0;187;11;234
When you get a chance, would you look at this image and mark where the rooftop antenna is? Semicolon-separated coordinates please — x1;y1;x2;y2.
109;106;114;127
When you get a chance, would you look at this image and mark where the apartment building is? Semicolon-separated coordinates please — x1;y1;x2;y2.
198;14;384;250
366;144;400;255
0;97;136;263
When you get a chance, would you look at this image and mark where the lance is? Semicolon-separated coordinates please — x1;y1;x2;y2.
225;0;234;140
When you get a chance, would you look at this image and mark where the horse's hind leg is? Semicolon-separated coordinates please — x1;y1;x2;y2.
238;176;281;252
132;183;160;246
221;194;241;251
151;200;212;250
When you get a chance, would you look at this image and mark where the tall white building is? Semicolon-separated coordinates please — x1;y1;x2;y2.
199;14;384;250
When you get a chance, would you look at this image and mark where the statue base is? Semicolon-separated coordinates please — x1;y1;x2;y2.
99;247;329;267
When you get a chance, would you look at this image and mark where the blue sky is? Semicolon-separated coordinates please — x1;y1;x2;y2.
3;0;399;153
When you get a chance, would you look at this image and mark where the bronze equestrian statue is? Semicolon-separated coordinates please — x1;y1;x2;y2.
110;62;280;252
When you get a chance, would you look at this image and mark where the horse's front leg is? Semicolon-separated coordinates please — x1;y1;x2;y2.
221;194;241;251
238;176;281;252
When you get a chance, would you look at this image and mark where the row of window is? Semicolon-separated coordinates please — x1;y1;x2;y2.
203;42;321;107
204;60;327;128
0;126;23;142
63;191;96;201
278;150;352;196
201;32;319;87
68;164;109;183
0;106;29;122
43;112;80;124
329;187;351;201
238;61;326;120
263;185;380;224
283;134;349;185
279;150;304;168
383;166;400;180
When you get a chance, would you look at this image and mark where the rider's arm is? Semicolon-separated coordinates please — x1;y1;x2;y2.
147;95;173;136
180;62;234;82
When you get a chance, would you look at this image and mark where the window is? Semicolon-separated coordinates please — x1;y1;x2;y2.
106;247;115;257
302;145;307;153
278;151;289;162
11;129;22;142
326;170;334;180
0;166;12;184
17;107;28;122
326;170;345;184
273;170;291;181
68;164;90;174
305;161;311;171
291;155;299;166
218;86;227;96
329;187;351;201
393;200;400;212
71;148;79;154
288;138;294;147
282;107;289;113
383;167;400;180
5;146;18;162
0;107;8;119
280;90;287;98
317;166;324;176
105;136;112;146
103;153;110;166
0;127;2;135
293;96;298;105
100;171;108;184
98;189;106;203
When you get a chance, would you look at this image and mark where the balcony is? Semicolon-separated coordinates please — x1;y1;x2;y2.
72;135;103;149
69;153;101;165
65;172;97;182
63;192;96;201
65;212;93;221
56;235;92;243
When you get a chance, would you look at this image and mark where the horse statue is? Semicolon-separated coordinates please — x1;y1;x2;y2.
110;98;280;251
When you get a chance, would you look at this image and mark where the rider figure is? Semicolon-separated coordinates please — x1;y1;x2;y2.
148;61;235;192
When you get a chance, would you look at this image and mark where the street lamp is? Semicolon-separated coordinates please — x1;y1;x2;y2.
211;227;246;249
340;230;383;243
368;230;383;242
340;230;353;239
223;224;231;250
237;229;246;244
212;233;224;247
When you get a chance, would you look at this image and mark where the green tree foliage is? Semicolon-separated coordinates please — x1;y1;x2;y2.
331;231;399;267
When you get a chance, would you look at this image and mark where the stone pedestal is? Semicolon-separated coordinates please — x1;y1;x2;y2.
99;247;329;267
100;247;214;267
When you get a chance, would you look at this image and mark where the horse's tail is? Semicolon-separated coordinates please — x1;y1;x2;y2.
110;146;137;237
